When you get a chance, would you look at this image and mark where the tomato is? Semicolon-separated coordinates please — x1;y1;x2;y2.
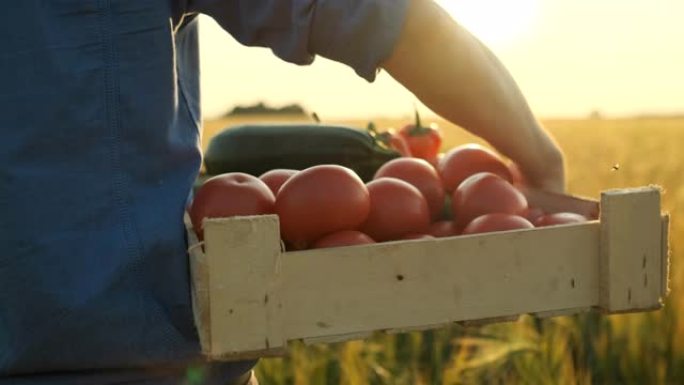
462;213;534;235
276;165;370;247
401;233;435;240
361;178;431;241
534;212;588;227
369;125;412;157
438;144;513;192
428;220;460;238
190;173;275;239
522;207;546;223
259;169;298;196
452;172;528;229
374;158;445;220
398;111;442;160
311;230;375;249
388;131;413;157
427;152;444;170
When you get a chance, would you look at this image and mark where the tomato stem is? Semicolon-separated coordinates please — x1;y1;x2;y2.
409;109;431;136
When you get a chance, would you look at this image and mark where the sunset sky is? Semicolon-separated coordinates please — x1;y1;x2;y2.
198;0;683;120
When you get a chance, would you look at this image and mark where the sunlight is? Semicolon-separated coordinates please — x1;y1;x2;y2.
436;0;540;46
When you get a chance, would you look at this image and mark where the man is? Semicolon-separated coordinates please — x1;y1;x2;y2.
0;0;563;384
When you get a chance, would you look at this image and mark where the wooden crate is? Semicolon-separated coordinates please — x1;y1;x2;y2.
186;186;670;361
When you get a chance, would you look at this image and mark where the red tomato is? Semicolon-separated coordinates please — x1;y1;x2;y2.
276;165;370;247
438;144;513;192
429;220;460;238
390;134;412;157
361;178;431;241
522;207;546;223
452;172;528;229
311;230;375;249
462;213;534;235
534;212;588;227
401;233;435;240
259;169;298;196
374;128;412;157
374;158;445;220
190;173;275;239
398;110;442;160
426;153;444;170
399;123;442;160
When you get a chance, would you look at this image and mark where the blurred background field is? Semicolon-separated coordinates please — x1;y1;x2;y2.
199;115;683;385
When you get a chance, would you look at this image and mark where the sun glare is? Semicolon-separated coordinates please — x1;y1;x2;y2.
436;0;540;46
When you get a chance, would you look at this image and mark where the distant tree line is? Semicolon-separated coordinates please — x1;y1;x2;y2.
225;102;307;116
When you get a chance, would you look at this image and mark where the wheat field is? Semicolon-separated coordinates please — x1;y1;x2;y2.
200;115;684;385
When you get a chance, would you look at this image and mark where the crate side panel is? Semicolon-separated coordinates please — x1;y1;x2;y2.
282;223;600;340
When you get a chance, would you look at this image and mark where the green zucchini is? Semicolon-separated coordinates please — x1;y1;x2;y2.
203;124;400;181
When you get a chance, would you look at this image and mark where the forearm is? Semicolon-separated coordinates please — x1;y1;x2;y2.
381;0;565;192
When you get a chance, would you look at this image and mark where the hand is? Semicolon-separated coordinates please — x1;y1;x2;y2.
510;147;566;194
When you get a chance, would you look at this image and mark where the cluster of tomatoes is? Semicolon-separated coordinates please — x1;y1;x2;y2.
190;124;588;250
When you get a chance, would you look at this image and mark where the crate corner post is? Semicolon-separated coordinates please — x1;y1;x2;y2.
203;214;286;359
599;187;667;313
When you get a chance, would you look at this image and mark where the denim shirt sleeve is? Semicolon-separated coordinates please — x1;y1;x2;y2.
191;0;409;81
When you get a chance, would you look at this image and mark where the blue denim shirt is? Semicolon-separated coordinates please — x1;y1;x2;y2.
0;0;407;384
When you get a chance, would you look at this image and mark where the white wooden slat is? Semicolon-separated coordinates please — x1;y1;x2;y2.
599;187;663;312
522;187;599;218
662;214;671;299
282;223;600;341
184;213;212;355
204;215;286;357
